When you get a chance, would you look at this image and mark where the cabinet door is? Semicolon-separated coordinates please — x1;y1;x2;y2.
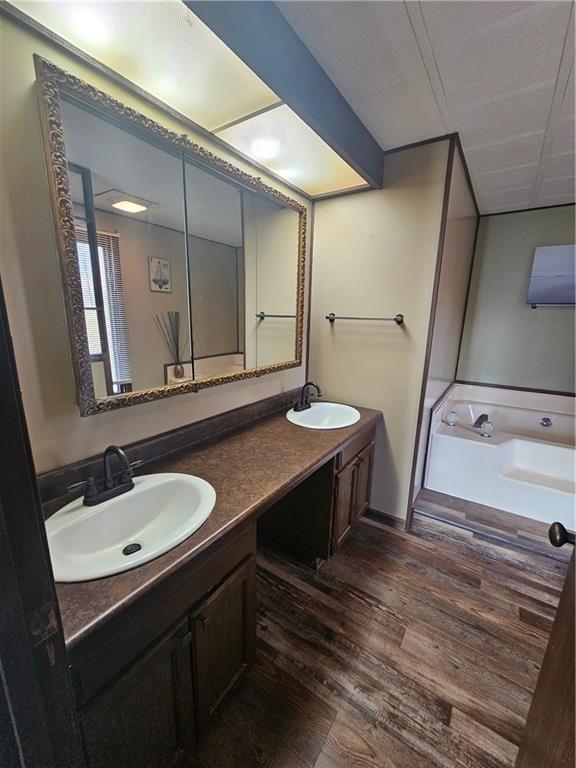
79;619;194;768
333;459;356;550
191;556;256;730
353;442;374;523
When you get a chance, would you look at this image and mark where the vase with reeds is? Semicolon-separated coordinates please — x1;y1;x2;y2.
155;311;189;379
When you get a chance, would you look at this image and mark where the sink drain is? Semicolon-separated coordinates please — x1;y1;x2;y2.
122;543;142;556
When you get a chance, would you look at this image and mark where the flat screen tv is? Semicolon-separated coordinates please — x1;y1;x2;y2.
527;244;576;305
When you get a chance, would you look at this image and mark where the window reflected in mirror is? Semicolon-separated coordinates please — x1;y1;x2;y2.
62;98;190;398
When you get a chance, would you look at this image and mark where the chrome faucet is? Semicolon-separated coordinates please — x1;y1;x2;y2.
473;413;489;429
294;381;322;412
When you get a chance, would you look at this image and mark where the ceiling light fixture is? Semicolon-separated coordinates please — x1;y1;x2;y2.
112;200;148;214
250;138;280;160
68;7;111;47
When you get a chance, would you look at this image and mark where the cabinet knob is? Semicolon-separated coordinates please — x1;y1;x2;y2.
548;522;575;548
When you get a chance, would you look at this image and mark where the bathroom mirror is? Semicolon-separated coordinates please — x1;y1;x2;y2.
35;56;306;415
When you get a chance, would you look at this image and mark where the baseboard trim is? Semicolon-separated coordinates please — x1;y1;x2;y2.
364;508;405;529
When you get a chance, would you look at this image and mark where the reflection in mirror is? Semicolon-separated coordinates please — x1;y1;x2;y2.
36;57;305;413
61;98;191;398
244;194;300;368
185;162;245;381
184;165;300;381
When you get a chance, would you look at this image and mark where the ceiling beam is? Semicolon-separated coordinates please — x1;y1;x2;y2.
185;0;384;188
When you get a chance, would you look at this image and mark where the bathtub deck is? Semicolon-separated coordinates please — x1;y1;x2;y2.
188;513;569;768
414;488;571;562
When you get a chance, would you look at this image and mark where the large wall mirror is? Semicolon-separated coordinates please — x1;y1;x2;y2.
35;57;306;415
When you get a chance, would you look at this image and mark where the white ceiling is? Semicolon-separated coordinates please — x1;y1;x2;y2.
277;1;575;214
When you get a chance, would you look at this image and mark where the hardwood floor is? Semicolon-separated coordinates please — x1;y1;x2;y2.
413;488;571;563
189;514;568;768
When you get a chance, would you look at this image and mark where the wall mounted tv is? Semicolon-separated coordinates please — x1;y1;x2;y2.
527;244;576;306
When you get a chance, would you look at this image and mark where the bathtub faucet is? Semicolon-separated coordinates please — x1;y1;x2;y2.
473;413;489;429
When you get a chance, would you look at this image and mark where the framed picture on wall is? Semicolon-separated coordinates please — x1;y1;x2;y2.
149;256;172;293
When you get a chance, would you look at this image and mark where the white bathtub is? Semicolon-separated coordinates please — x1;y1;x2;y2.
425;384;576;528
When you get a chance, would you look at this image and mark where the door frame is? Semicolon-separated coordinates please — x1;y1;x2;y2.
0;274;85;768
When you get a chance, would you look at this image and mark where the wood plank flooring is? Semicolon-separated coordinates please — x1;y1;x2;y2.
413;489;571;563
189;514;568;768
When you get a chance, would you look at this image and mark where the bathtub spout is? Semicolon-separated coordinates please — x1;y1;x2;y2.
473;413;490;429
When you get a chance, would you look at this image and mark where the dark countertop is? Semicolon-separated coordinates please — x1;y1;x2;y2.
56;405;382;650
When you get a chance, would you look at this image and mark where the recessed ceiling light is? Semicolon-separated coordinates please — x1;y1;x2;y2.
250;138;280;160
112;200;148;214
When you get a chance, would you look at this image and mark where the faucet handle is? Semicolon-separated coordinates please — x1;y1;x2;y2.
66;476;98;498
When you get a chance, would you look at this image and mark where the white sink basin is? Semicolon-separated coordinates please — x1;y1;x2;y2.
46;473;216;582
286;402;361;430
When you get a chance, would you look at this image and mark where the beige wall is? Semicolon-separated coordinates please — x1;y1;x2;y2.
458;205;575;392
309;141;450;520
189;235;240;359
254;197;299;367
242;193;300;368
413;146;478;499
0;17;309;474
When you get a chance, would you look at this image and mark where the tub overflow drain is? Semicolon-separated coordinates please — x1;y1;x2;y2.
122;543;142;556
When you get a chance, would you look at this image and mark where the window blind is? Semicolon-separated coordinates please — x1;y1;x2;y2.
76;228;133;388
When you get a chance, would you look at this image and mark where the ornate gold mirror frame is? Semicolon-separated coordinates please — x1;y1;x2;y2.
34;56;306;416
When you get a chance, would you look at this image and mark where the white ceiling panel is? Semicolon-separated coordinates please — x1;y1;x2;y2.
541;176;575;197
278;0;575;213
421;3;568;104
473;163;540;195
465;131;546;175
277;1;445;148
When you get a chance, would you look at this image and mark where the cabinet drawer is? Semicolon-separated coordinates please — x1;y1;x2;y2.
336;427;375;471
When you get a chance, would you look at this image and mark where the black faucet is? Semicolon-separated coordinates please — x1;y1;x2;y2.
82;445;135;506
294;381;322;412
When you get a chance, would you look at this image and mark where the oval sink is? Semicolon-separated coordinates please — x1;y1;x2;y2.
286;402;361;430
46;473;216;582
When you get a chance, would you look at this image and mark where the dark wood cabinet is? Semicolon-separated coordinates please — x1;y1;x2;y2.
333;457;356;547
70;424;376;767
353;442;374;522
73;527;257;768
79;619;194;768
333;441;374;552
191;556;256;730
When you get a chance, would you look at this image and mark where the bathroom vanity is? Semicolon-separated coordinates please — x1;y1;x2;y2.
54;406;380;768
